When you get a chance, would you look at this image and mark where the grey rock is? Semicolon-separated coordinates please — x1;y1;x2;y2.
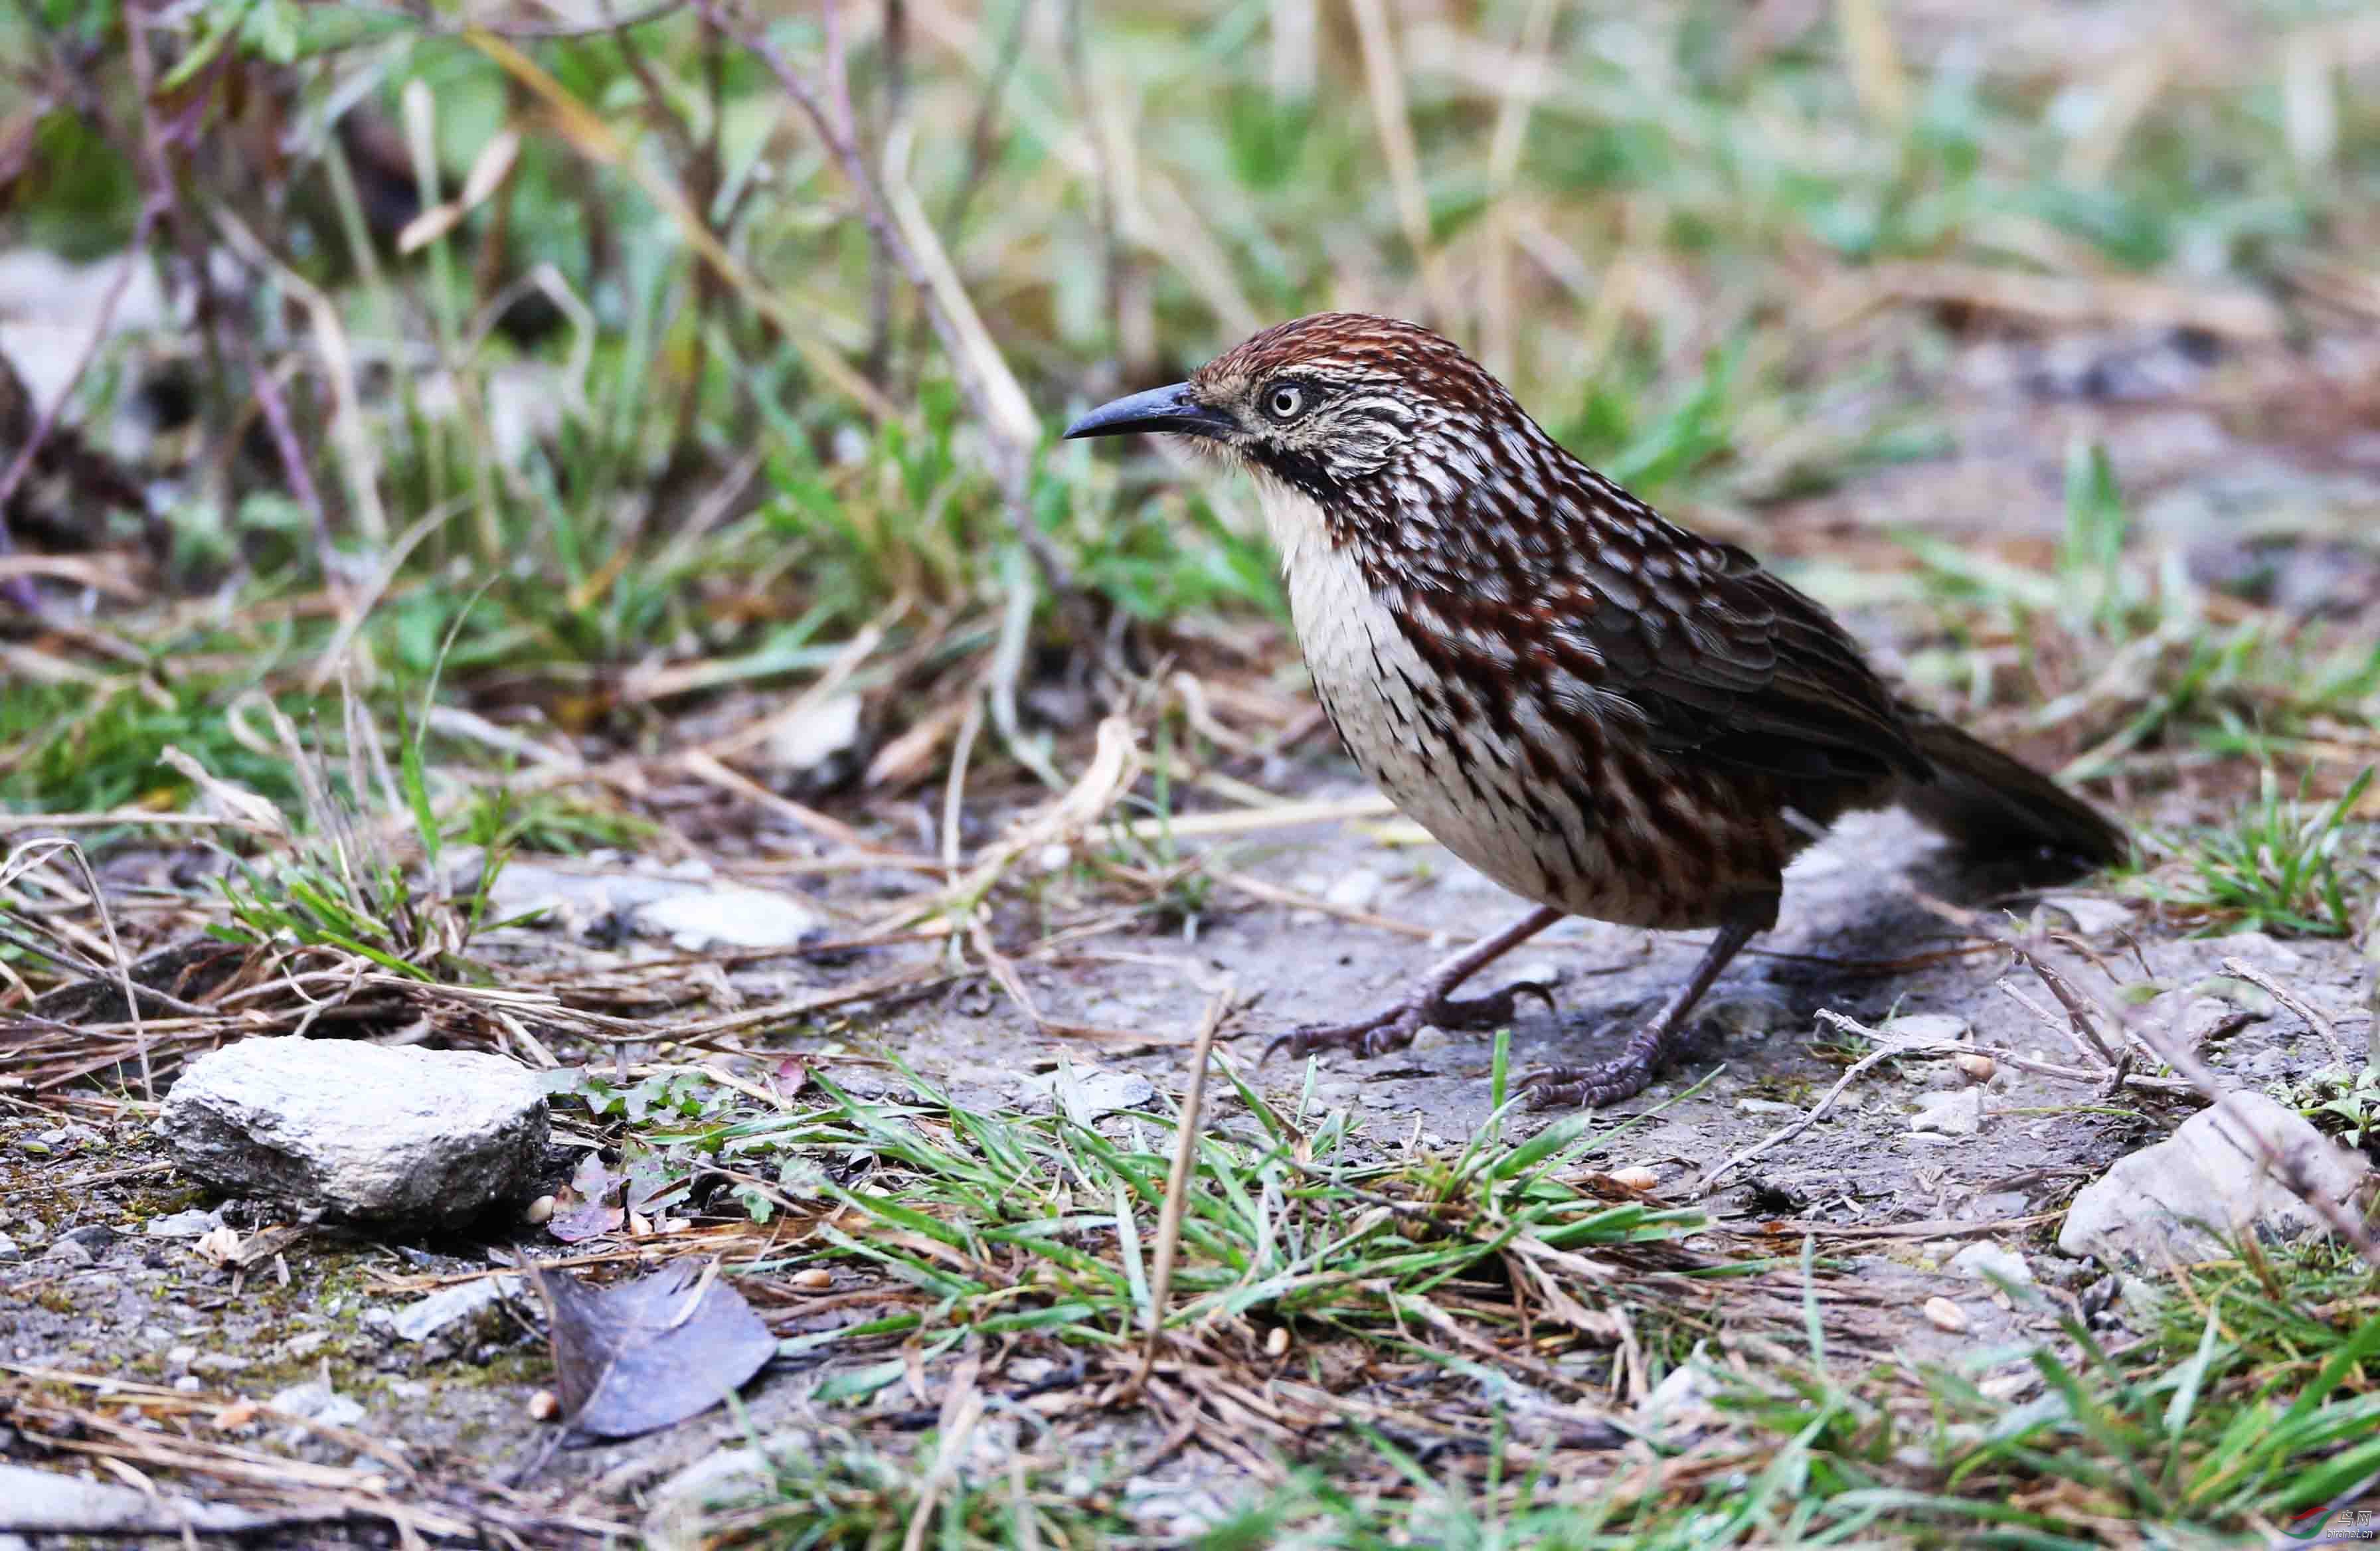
2178;997;2252;1046
0;1462;265;1534
2058;1092;2374;1265
388;1274;523;1342
161;1038;547;1226
146;1208;223;1239
58;1224;118;1254
42;1240;93;1268
2033;895;2134;937
0;1232;17;1260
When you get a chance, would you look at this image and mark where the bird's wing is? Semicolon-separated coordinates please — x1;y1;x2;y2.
1468;478;1929;786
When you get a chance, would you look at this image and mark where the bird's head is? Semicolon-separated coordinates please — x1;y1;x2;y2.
1062;313;1523;504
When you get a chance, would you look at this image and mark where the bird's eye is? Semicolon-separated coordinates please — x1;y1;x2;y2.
1265;383;1307;421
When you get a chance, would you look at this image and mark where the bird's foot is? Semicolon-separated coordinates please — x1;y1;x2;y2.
1514;1019;1684;1109
1263;977;1557;1063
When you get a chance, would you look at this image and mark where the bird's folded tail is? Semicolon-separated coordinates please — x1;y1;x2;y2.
1893;706;2128;880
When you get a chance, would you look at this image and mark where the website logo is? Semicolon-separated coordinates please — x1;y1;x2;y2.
2281;1507;2380;1544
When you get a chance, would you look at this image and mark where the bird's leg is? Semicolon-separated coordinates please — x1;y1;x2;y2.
1265;905;1566;1062
1517;915;1763;1109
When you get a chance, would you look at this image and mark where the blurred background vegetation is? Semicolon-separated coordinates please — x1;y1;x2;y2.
3;0;2379;837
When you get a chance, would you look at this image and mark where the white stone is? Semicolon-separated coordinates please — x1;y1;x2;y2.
264;1379;365;1444
1323;868;1383;912
1911;1088;1986;1136
2035;896;2135;936
2211;930;2304;971
1018;1064;1155;1127
1948;1242;2035;1285
763;694;863;784
1638;1345;1725;1441
161;1038;547;1226
1881;1013;1970;1044
2057;1092;2373;1265
638;886;825;950
145;1208;222;1239
473;858;699;933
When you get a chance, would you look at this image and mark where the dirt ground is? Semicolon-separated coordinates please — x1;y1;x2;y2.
5;787;2371;1541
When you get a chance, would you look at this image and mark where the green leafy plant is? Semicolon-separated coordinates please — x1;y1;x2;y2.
2147;766;2375;938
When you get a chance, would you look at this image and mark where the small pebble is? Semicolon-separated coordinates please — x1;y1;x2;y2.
528;1389;560;1422
173;1376;203;1393
1922;1297;1970;1333
166;1344;197;1365
1882;1014;1969;1043
1954;1054;1996;1083
790;1268;833;1291
523;1195;556;1226
1264;1326;1290;1358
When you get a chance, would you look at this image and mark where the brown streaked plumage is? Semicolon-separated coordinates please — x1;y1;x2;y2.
1065;313;2124;1107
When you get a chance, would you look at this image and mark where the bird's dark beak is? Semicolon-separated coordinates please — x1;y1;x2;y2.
1061;382;1239;442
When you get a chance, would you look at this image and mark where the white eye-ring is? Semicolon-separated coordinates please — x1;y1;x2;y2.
1266;383;1306;420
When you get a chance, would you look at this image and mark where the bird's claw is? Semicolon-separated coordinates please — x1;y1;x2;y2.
1514;1034;1663;1110
1260;976;1559;1066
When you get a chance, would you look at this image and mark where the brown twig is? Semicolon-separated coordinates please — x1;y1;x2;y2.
1693;1020;1917;1196
1126;981;1234;1398
2220;955;2355;1069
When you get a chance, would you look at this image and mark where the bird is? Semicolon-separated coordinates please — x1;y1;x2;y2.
1063;313;2125;1107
